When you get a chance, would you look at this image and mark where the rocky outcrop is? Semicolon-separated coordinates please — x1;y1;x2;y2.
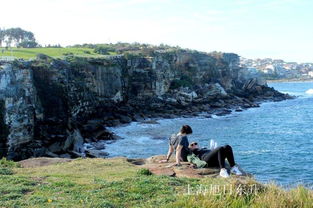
18;157;72;168
128;155;250;178
0;50;292;160
17;155;249;179
0;64;42;159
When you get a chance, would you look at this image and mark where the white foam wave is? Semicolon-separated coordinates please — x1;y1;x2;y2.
240;149;271;155
280;91;299;95
305;89;313;95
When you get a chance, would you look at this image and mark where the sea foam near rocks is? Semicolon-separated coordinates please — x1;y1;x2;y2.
305;88;313;94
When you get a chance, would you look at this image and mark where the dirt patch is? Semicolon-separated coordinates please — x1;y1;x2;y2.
18;157;72;168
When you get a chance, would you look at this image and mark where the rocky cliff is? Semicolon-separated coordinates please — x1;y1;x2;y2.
0;50;291;160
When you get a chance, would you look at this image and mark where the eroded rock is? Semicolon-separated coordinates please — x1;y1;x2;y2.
129;155;250;179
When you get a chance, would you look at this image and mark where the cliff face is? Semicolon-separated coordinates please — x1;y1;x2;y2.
0;64;41;159
0;51;289;160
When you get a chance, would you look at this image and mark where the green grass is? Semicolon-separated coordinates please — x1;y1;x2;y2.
0;47;117;60
0;157;312;207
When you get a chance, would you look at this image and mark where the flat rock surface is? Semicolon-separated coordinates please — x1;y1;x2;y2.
18;157;73;168
128;155;250;178
18;155;250;179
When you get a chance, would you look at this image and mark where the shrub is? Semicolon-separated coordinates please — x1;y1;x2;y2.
63;52;74;56
170;75;193;89
136;168;152;176
94;46;115;55
0;157;19;168
18;40;38;48
36;53;53;62
0;167;13;175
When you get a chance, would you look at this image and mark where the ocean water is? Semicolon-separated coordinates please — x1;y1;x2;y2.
105;81;313;187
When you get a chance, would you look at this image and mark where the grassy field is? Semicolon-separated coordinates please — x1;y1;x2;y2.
0;47;114;59
0;157;312;208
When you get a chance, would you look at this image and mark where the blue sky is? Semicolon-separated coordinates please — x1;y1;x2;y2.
1;0;313;62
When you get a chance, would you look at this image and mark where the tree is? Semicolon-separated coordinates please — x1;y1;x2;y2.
1;27;37;48
94;45;115;55
0;28;5;47
18;40;38;48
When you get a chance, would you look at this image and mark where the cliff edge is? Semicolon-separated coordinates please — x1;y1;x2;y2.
0;50;292;160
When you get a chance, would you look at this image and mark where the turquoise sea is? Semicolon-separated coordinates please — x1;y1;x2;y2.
106;81;313;187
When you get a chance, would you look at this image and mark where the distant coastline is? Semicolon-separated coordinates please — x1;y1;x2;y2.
267;78;313;83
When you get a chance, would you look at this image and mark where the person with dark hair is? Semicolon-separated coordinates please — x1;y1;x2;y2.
188;142;242;178
159;125;192;166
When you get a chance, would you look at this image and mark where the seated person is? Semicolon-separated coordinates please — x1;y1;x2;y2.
159;125;193;166
188;142;243;178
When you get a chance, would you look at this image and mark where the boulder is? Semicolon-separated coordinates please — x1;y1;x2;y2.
112;91;123;102
242;78;266;92
59;153;72;158
132;114;144;121
106;119;121;127
32;147;47;157
165;97;178;104
93;142;106;150
118;115;132;123
63;133;74;151
45;150;60;158
204;83;228;97
210;100;226;108
73;129;84;153
48;142;62;153
255;86;263;94
235;108;243;112
64;129;85;153
215;109;232;116
140;120;160;124
85;149;109;158
177;91;198;102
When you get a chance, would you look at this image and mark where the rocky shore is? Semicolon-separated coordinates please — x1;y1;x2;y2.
0;50;293;160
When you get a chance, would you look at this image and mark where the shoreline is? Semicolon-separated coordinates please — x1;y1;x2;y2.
267;79;313;83
100;97;310;189
88;95;294;158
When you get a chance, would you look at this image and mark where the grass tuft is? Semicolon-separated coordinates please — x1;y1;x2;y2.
136;168;152;176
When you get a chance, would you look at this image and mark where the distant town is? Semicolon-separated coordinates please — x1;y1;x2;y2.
240;57;313;80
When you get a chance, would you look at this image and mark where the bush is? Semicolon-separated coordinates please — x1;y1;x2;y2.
136;168;152;176
94;46;115;55
124;52;143;59
0;167;13;175
36;53;53;62
63;52;74;56
66;56;91;69
170;75;193;89
18;40;38;48
0;157;19;168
